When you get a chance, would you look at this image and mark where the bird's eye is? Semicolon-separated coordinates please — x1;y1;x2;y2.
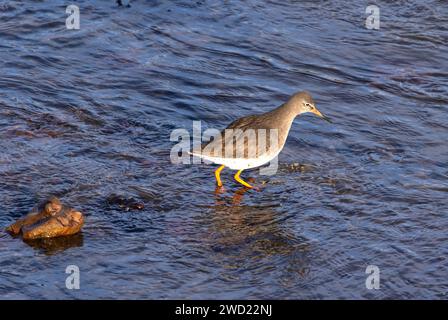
305;103;313;109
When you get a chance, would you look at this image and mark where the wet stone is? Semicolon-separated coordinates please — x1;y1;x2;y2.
6;197;84;240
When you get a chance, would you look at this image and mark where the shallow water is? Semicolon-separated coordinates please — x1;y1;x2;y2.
0;0;447;299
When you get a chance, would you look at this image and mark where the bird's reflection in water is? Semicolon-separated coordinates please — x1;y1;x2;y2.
24;233;84;255
214;178;257;205
209;181;311;280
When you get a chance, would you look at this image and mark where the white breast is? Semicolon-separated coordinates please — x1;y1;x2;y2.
190;146;283;170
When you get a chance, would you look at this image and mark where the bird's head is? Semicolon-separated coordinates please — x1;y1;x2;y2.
288;91;331;122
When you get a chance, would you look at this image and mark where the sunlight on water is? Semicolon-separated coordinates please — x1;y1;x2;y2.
0;0;447;299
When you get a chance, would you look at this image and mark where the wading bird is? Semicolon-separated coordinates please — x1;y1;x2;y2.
191;91;330;189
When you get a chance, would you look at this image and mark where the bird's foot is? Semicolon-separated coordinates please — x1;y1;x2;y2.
214;185;226;195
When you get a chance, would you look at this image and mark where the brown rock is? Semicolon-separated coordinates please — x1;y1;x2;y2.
6;197;62;235
6;197;84;240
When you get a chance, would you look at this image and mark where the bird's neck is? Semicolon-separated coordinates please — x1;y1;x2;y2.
273;103;298;125
269;103;298;145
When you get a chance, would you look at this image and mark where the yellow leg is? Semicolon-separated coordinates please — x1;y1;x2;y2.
214;165;225;187
234;170;253;189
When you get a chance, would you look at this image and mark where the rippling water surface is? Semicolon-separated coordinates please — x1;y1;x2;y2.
1;0;447;299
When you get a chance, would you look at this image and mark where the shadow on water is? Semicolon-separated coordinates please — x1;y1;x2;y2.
23;233;84;256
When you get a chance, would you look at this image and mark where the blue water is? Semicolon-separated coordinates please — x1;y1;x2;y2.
0;0;447;299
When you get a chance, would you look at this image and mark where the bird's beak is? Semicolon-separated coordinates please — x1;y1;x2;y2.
312;106;332;123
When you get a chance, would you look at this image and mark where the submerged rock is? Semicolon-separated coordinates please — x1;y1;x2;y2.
106;194;144;211
6;197;84;240
116;0;131;7
282;163;315;173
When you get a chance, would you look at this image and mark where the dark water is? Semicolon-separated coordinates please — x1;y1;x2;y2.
1;0;447;299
